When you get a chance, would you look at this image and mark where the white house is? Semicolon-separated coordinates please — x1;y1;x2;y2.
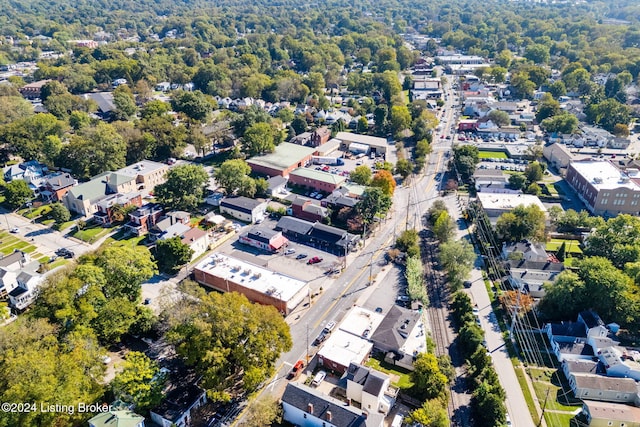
598;346;640;382
345;363;397;416
219;196;267;223
281;382;384;427
89;410;145;427
8;271;43;311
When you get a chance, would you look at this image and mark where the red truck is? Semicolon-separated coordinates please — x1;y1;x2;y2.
287;360;305;380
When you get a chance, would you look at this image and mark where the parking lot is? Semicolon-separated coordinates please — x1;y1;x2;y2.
478;159;529;172
214;217;344;284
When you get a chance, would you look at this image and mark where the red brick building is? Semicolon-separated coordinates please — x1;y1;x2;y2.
247;143;316;177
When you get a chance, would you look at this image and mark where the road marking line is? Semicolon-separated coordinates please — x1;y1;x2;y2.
312;233;394;330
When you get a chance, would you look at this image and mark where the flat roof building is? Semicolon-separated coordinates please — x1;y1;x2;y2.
476;193;547;220
192;253;308;315
288;168;346;193
317;329;373;374
247;143;316;177
334;132;388;158
337;307;385;339
566;160;640;216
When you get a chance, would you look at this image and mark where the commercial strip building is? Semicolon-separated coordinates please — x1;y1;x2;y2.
192;253;309;315
566;160;640;216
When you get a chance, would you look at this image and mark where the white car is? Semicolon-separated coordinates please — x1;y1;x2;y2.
285;248;296;255
312;370;327;386
505;414;512;426
9;227;19;233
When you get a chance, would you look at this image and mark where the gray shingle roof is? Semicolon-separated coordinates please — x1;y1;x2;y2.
370;305;421;352
282;382;383;427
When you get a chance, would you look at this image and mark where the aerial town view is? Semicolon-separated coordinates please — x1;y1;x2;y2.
1;0;640;426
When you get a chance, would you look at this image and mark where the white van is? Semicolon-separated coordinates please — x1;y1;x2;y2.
391;414;404;427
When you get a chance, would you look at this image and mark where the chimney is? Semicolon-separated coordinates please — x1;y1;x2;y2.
325;411;332;422
307;403;314;414
361;411;368;419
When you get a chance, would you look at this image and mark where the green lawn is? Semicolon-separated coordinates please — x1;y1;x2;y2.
101;229;148;251
514;365;539;422
478;151;508;159
546;239;583;254
544;412;576;427
528;368;582;412
366;357;414;390
18;204;52;219
73;225;114;243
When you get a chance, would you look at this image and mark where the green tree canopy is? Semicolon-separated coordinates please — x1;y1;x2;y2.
155;236;195;274
356;187;392;224
411;353;449;401
166;292;292;401
495;204;546;242
350;165;373;185
3;179;32;209
155;164;209;211
171;90;213;122
215;159;252;195
111;351;165;412
95;246;157;302
243;122;275;156
438;240;476;288
50;202;71;224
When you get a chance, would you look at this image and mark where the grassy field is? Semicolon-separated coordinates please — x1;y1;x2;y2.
478;151;508;159
546;239;583;254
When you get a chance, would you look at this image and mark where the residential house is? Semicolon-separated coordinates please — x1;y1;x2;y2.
0;251;37;298
281;382;384;427
40;173;77;202
598;346;640;381
267;175;288;196
473;169;513;193
94;193;143;226
502;240;549;263
506;260;564;299
546;311;615;363
149;211;191;241
291;196;328;222
324;188;359;210
150;383;207;427
88;410;145;427
219;196;267;223
124;204;164;236
8;271;43;311
239;229;289;252
369;305;427;371
580;401;640;427
179;227;210;260
3;160;48;194
345;363;397;415
568;374;638;404
82;92;116;120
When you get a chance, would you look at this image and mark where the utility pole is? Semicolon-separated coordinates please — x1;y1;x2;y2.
405;192;411;231
368;253;373;286
538;388;550;427
306;323;310;363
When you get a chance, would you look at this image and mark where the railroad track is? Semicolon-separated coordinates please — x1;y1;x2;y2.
421;230;469;426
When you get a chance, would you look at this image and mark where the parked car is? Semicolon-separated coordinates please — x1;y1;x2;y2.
307;256;323;264
312;370;327;386
285;248;296;255
9;227;19;233
323;321;336;334
55;248;75;258
296;253;308;260
287;360;305;380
